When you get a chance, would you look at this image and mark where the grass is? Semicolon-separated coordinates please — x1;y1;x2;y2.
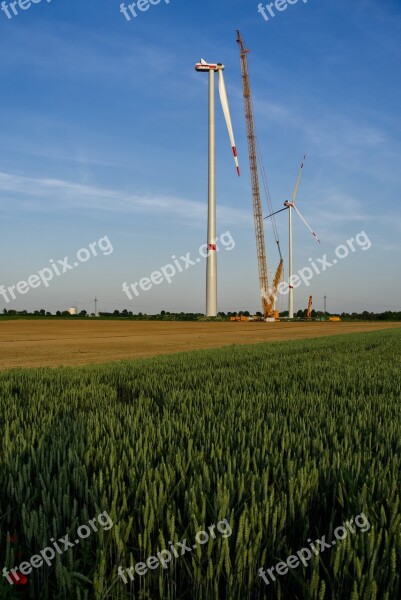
0;329;400;599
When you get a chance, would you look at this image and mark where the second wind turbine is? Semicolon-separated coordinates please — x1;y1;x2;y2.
195;59;240;317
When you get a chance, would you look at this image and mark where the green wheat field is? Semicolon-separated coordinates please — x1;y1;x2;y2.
1;329;400;599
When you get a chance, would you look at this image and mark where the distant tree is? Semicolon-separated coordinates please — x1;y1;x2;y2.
39;309;46;316
46;312;52;317
56;311;61;316
79;310;87;317
3;309;7;315
113;310;120;316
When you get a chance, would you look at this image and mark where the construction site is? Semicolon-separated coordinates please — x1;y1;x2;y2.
205;32;327;324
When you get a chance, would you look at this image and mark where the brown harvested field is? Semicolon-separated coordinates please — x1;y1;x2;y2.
1;319;400;370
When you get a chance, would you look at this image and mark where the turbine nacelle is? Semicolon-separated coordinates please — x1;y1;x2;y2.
195;59;224;72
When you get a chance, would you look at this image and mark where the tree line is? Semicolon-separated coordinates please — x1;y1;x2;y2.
2;309;401;321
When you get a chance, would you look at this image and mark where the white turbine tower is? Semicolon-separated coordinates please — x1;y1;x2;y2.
287;156;320;318
195;59;240;317
264;156;320;319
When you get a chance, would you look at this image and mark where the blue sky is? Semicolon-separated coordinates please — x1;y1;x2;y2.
0;0;400;315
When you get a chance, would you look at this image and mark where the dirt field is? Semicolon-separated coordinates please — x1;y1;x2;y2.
1;320;400;370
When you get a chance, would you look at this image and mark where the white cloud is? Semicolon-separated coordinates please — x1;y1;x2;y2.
0;171;252;227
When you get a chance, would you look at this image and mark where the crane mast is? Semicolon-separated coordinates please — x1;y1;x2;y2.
236;30;283;319
307;295;313;319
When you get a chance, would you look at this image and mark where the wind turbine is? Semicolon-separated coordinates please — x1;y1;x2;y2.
195;59;240;317
264;156;320;319
286;156;320;318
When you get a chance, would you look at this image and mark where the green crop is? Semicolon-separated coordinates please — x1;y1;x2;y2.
0;329;400;599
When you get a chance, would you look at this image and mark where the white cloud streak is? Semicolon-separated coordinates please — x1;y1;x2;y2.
0;171;252;227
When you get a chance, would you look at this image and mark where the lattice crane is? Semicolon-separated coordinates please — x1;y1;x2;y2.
236;31;283;320
307;295;313;319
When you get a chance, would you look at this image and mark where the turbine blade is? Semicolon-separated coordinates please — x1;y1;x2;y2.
292;155;306;204
218;70;240;176
293;205;320;243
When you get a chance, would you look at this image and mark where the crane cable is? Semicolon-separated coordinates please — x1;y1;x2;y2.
255;136;283;262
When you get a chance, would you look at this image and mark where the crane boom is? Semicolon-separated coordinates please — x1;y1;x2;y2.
236;30;283;319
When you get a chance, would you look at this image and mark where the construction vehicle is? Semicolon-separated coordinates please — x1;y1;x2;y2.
230;314;277;322
328;316;341;322
307;295;313;320
237;31;284;321
230;315;252;322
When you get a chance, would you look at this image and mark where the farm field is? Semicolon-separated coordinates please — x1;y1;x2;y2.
0;329;400;599
0;319;400;370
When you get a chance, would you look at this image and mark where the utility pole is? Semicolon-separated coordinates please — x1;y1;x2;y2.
324;295;327;319
94;297;98;317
